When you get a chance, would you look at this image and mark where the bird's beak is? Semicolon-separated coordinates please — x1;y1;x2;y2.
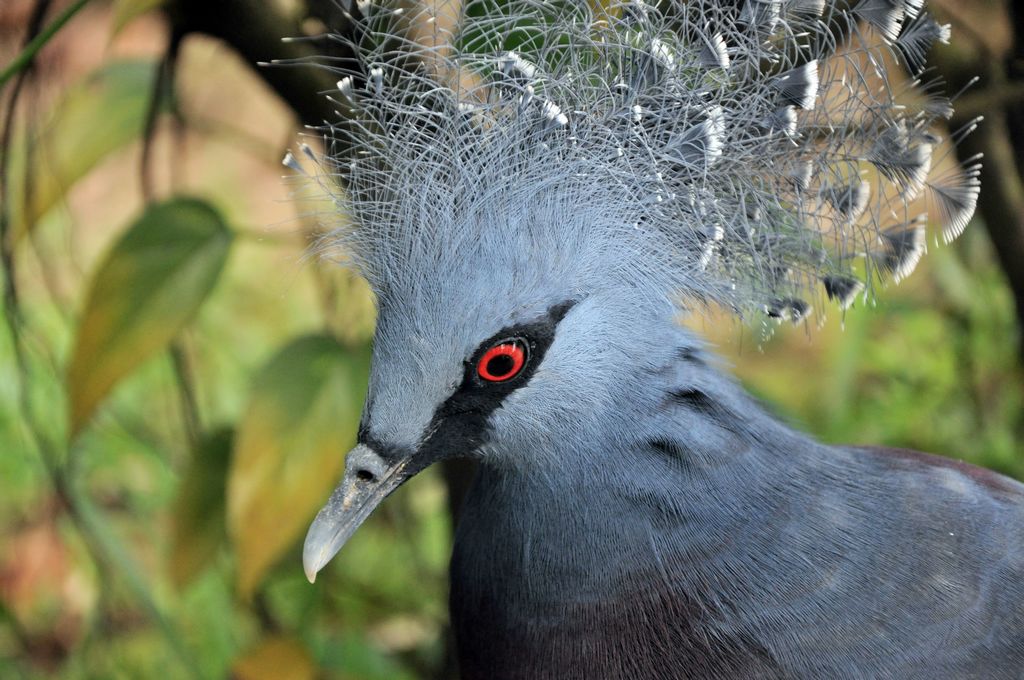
302;443;408;583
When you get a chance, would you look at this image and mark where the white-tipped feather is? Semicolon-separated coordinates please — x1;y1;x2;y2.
896;14;951;74
823;275;866;310
540;100;568;131
367;67;383;97
498;51;537;84
789;0;826;17
775;61;819;111
929;162;982;243
767;106;798;137
765;297;811;324
740;0;782;38
875;217;927;282
868;124;934;200
827;180;871;223
336;76;356;104
699;31;731;70
298;0;978;323
904;0;926;20
281;151;306;176
667;106;726;169
856;0;907;42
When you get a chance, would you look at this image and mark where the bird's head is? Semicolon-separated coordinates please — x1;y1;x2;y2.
298;0;976;582
302;158;682;582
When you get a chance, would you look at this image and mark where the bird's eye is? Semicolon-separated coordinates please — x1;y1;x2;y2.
477;339;528;382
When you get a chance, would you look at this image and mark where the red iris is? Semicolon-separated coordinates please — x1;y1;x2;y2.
477;340;527;382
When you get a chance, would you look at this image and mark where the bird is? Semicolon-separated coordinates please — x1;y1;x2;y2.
292;0;1024;677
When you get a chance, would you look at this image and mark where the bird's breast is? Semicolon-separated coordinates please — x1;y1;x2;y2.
449;534;782;680
447;466;784;680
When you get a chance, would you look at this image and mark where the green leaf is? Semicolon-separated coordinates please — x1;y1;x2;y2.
228;335;369;597
169;428;233;589
9;60;161;240
67;197;232;436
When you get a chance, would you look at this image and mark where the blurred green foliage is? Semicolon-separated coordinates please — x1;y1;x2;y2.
0;1;1021;679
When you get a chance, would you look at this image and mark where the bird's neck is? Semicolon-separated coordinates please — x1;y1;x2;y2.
453;437;808;602
450;342;828;620
449;363;830;679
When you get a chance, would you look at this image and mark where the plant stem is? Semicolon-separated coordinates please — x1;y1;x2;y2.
0;0;92;89
59;474;206;679
170;339;202;447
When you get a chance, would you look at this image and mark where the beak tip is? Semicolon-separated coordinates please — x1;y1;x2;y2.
302;542;326;585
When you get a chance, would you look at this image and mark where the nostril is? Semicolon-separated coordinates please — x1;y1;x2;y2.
347;444;387;483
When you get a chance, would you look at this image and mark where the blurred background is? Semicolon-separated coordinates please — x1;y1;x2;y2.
0;0;1021;678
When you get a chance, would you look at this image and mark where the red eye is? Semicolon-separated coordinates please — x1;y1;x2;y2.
477;339;528;382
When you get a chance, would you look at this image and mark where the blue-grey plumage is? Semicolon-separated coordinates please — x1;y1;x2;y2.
450;321;1024;678
306;284;1024;677
293;0;1023;676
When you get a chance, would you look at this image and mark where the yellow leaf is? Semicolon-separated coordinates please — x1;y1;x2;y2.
232;636;317;680
9;61;161;241
228;335;369;596
169;428;232;589
67;197;232;436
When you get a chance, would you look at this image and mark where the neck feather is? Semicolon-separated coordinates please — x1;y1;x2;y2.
452;334;828;598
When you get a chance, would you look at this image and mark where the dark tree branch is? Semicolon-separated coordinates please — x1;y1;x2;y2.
937;18;1024;358
1004;0;1024;182
956;110;1024;356
168;0;346;128
1;0;52;314
140;25;182;201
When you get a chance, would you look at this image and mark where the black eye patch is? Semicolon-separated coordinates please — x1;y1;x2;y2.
409;300;576;463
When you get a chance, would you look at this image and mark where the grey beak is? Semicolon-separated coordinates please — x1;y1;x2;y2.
302;444;407;583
